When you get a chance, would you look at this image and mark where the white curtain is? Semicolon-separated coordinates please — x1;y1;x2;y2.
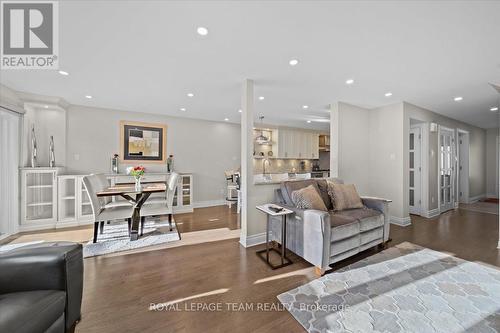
0;108;21;238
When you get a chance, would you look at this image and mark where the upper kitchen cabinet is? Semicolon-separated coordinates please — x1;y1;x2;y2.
277;129;319;159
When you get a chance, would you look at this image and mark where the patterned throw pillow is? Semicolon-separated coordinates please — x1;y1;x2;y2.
291;185;328;211
327;182;363;211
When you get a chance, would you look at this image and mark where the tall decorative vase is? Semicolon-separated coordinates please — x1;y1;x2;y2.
135;176;142;191
30;125;37;168
49;136;56;167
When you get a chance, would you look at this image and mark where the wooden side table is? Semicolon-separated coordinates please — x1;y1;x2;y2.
256;204;294;269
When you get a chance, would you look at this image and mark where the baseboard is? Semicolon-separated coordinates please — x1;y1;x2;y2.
239;232;267;248
486;193;499;199
421;208;440;219
192;200;226;209
390;216;412;227
469;194;486;203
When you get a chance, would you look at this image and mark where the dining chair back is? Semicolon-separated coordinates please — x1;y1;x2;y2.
166;172;180;209
82;174;104;218
94;174;112;205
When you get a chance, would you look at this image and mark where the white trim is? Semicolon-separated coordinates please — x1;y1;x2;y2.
239;232;267;248
457;129;470;204
468;194;486;203
192;200;226;209
486;193;499;199
497;240;500;250
390;216;411;227
421;208;440;219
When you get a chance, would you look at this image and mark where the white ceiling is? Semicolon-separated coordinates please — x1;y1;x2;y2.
1;0;500;130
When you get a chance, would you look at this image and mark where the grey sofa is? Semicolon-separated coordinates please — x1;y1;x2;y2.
0;242;83;333
272;178;391;275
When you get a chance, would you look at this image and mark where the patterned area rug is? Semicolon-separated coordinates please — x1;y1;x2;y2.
278;242;500;333
83;220;180;258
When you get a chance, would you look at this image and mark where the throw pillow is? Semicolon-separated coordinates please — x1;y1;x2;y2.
327;182;363;211
291;185;328;211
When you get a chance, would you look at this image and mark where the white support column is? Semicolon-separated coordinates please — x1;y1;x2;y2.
329;102;339;178
240;79;254;246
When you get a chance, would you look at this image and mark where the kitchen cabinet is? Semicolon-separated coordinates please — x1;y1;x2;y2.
277;129;319;159
20;167;63;231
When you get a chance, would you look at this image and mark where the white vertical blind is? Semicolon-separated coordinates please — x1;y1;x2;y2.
0;108;21;238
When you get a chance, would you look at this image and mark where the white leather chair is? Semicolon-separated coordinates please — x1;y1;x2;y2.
83;174;134;243
140;172;180;238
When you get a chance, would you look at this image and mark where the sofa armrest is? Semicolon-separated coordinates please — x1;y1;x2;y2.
361;196;391;242
0;242;83;330
278;204;331;269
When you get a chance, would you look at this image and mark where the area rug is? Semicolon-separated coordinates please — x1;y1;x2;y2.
277;242;500;332
83;220;180;258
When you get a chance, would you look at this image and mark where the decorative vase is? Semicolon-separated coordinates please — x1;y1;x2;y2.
111;154;119;174
135;176;142;191
49;136;56;167
30;125;37;168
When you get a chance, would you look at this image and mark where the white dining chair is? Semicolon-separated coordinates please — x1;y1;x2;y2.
83;174;134;243
140;172;180;238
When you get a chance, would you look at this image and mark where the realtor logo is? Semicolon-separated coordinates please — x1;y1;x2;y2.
1;1;58;69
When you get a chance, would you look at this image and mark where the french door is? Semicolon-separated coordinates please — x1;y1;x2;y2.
439;127;456;213
0;108;21;239
409;127;421;214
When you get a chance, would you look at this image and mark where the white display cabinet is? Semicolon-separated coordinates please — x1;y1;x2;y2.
56;175;93;227
20;167;63;231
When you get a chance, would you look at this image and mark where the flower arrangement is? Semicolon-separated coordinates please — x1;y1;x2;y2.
127;166;146;178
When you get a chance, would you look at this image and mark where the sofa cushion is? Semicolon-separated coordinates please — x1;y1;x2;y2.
315;179;333;210
327;182;364;211
329;213;359;241
330;235;360;256
280;179;319;206
291;185;328;211
360;227;384;244
359;214;384;232
0;290;66;333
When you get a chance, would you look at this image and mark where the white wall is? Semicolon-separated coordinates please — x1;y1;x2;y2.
336;102;371;194
404;102;487;208
369;103;405;219
486;128;499;198
332;100;488;223
65;105;241;205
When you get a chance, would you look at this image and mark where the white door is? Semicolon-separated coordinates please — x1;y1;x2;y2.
439;127;456;212
0;108;21;238
458;132;469;203
409;127;421;214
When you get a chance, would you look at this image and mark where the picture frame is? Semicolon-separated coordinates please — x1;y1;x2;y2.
119;120;167;163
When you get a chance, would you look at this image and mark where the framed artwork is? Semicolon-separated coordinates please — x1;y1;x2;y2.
120;121;167;163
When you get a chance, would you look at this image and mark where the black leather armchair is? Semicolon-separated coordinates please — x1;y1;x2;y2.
0;242;83;333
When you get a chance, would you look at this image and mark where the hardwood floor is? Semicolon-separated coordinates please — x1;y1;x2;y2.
6;206;500;332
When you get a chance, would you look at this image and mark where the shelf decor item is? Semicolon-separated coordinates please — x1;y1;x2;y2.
167;154;174;172
120;121;167;163
255;116;269;144
127;166;146;191
111;154;119;174
49;136;55;167
30;125;37;168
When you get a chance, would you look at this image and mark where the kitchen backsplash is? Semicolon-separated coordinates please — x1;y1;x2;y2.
253;158;313;174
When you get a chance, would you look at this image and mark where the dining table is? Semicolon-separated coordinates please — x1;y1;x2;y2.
96;182;166;241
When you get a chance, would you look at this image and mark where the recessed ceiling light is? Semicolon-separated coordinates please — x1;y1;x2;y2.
258;96;265;100
454;96;463;102
187;93;194;97
180;108;186;111
197;27;208;36
490;107;499;111
306;120;312;123
224;118;229;121
289;59;299;66
385;92;393;97
238;109;242;113
302;105;309;109
44;105;48;109
58;70;69;76
85;95;92;99
345;79;354;85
